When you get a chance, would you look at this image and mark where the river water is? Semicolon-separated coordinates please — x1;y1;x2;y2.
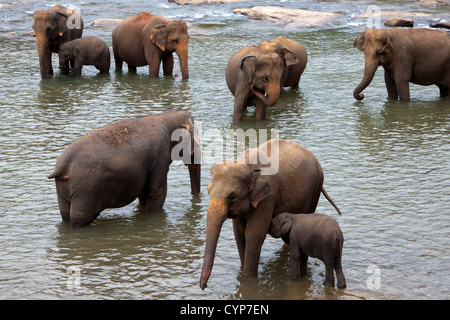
0;0;448;300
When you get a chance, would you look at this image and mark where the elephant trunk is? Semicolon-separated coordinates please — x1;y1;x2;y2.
200;199;228;290
188;163;201;195
35;32;53;79
353;58;378;100
176;42;189;80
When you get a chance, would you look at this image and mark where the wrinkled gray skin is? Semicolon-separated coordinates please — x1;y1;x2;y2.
226;37;307;122
353;28;450;102
59;36;110;76
32;5;84;79
269;212;346;288
200;139;341;290
48;110;201;227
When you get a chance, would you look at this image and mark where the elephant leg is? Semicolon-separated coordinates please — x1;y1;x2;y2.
384;70;398;99
394;70;411;102
73;61;83;77
289;244;301;280
128;64;137;73
139;173;168;214
233;219;246;266
299;252;308;277
335;261;347;288
323;260;335;287
145;51;161;78
241;201;274;277
437;84;448;97
255;100;267;121
163;54;174;76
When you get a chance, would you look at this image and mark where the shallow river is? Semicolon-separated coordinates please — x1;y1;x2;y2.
0;0;449;300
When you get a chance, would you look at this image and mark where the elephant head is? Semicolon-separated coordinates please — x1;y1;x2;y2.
353;29;393;100
58;42;77;73
150;21;189;79
200;163;273;290
241;50;298;106
32;5;83;79
268;213;292;243
166;110;201;195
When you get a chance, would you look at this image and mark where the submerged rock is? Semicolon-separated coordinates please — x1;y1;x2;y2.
384;18;414;27
169;0;251;4
411;0;449;8
89;19;122;26
430;21;450;29
233;6;339;28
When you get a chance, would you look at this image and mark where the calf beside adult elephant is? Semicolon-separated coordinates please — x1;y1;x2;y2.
112;12;189;79
200;139;341;290
59;36;110;76
226;37;307;121
32;4;84;79
353;28;450;102
48;110;201;227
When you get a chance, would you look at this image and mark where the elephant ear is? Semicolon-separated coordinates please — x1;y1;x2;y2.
151;24;167;51
280;49;299;67
280;218;292;238
240;56;257;78
248;169;273;208
56;11;69;37
353;32;365;51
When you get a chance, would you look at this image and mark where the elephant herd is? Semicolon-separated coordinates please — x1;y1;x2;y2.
37;4;450;291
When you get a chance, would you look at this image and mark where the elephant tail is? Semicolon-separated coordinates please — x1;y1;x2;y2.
47;158;69;180
321;187;341;215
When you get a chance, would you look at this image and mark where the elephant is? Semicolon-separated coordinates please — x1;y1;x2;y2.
269;212;346;288
226;37;307;122
112;12;189;79
200;139;341;290
58;36;110;76
353;28;450;102
32;4;84;79
47;110;201;227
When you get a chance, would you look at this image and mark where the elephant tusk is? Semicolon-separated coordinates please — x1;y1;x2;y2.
264;93;268;97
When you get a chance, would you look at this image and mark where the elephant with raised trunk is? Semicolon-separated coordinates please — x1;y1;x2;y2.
48;110;201;227
200;139;341;290
353;28;450;102
32;4;84;79
112;12;189;79
226;37;307;121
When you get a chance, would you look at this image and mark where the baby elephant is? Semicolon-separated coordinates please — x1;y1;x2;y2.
58;36;110;76
269;212;346;288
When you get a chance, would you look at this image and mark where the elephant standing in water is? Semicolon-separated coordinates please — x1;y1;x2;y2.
226;37;307;121
353;28;450;102
48;110;201;227
200;139;341;290
269;212;346;288
32;4;84;79
112;12;189;79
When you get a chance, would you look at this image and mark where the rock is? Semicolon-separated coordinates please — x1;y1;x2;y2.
169;0;251;4
384;18;414;27
89;19;122;26
412;0;449;9
430;21;450;29
233;6;339;28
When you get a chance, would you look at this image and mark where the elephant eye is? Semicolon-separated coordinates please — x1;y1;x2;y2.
228;193;237;202
263;75;269;82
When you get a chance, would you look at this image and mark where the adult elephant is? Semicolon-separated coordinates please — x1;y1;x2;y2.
112;12;189;79
353;28;450;102
200;139;341;290
226;37;307;122
47;110;201;227
32;4;84;79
